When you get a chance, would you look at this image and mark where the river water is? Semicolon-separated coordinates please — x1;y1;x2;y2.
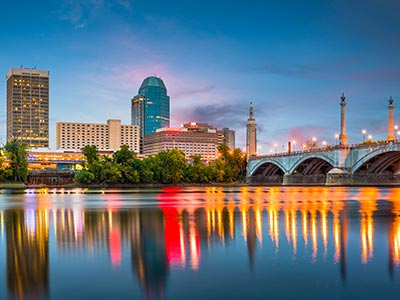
0;186;400;300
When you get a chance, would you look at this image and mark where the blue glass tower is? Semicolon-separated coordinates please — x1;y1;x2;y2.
131;76;170;151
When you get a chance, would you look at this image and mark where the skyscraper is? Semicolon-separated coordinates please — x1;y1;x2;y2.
131;76;170;152
220;128;235;149
6;67;49;148
246;102;257;159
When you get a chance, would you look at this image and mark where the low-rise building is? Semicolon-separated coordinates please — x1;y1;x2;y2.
56;119;140;152
144;122;219;160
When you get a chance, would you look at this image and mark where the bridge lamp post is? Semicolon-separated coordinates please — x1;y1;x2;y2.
368;134;372;142
312;137;317;149
292;140;296;151
322;141;327;148
335;134;339;145
397;130;400;142
274;143;278;154
362;129;367;142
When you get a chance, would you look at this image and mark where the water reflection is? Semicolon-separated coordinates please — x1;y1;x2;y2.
7;210;49;300
2;187;400;299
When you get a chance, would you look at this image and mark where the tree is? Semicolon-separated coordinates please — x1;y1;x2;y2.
153;149;187;184
184;154;211;183
74;170;95;184
133;158;155;183
113;145;135;165
304;139;318;150
4;139;29;182
213;144;247;182
82;145;98;166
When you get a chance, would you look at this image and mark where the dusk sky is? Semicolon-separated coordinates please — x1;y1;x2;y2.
1;0;399;152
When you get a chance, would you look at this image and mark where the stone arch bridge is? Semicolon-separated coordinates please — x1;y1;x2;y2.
247;142;400;185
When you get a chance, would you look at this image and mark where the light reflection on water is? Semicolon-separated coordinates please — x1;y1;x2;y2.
1;187;400;299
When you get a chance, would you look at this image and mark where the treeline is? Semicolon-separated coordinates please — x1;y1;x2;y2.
0;139;29;183
75;144;247;184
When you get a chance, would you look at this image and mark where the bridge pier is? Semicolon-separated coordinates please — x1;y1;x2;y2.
326;168;352;186
283;174;327;186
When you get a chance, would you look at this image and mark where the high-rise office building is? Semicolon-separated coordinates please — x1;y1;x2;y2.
131;76;170;152
6;67;49;148
219;128;235;149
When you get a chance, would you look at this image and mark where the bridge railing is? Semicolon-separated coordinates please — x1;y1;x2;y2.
250;140;400;160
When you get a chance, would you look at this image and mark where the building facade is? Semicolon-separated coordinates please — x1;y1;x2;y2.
56;119;140;152
220;128;235;150
6;68;49;148
143;122;219;160
131;76;170;152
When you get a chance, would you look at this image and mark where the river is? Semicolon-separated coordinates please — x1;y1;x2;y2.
0;186;400;299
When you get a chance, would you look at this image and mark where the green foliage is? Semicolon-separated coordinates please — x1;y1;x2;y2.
74;170;95;184
74;144;246;185
152;149;187;184
213;144;247;182
113;145;135;165
4;139;29;182
133;158;155;183
82;145;98;166
120;165;140;183
184;155;212;183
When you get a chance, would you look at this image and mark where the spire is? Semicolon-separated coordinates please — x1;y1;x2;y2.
339;93;348;147
387;97;395;141
340;93;346;105
246;101;257;159
249;101;255;121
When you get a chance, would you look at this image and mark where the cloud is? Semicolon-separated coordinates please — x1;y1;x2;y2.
286;126;329;144
55;0;89;29
115;0;132;10
177;103;262;130
54;0;133;29
242;61;400;82
172;85;215;99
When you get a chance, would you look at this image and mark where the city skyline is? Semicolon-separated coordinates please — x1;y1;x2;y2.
1;0;399;152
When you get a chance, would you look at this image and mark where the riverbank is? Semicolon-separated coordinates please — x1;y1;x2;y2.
9;181;400;189
0;183;27;189
26;182;249;189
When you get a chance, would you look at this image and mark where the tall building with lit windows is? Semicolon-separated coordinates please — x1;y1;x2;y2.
131;76;170;152
6;67;49;148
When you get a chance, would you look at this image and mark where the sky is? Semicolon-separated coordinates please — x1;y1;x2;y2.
1;0;400;152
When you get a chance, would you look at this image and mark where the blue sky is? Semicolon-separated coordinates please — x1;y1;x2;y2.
1;0;399;152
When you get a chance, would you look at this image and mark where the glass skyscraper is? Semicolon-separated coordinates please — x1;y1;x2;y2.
131;76;170;151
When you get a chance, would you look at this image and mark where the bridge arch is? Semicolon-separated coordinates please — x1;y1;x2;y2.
289;154;335;175
352;150;400;175
248;159;286;184
248;159;287;177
